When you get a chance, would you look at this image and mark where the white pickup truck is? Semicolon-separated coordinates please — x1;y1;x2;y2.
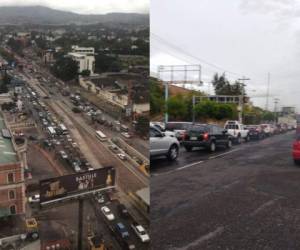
224;120;250;144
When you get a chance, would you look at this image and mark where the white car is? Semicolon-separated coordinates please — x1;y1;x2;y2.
101;206;115;221
59;150;68;159
117;153;127;160
150;125;180;161
224;120;250;143
131;223;150;243
28;194;40;203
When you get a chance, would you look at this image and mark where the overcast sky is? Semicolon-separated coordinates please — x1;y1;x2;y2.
151;0;300;111
0;0;149;14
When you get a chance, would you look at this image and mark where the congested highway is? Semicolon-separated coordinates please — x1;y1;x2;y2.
151;130;300;250
1;47;150;249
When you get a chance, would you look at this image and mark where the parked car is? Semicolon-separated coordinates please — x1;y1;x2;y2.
292;134;300;165
101;206;115;221
150;125;180;161
245;125;265;140
224;120;250;143
131;222;150;243
116;222;129;238
183;124;233;152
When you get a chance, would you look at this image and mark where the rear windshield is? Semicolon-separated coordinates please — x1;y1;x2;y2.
188;125;209;133
225;124;239;129
166;122;191;131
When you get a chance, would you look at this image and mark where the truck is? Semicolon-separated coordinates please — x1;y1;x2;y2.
278;116;297;130
224;120;250;144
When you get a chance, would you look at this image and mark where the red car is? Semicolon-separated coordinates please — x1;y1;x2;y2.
292;134;300;165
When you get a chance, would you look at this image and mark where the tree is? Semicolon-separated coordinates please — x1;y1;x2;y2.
136;115;149;135
167;95;188;121
150;78;164;117
212;73;246;96
51;57;78;81
80;69;91;77
94;53;121;73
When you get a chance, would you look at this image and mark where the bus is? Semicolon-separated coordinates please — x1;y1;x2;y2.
95;130;107;141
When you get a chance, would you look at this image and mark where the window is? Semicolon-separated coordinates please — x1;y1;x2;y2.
9;205;16;215
9;190;15;200
7;173;14;184
150;128;161;138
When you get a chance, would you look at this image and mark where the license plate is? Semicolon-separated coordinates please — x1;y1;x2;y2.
190;137;198;140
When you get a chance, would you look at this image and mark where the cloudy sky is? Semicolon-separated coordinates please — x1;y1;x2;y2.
151;0;300;111
0;0;149;14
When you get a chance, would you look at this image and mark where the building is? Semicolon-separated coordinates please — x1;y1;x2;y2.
0;114;26;218
68;45;95;75
79;73;149;114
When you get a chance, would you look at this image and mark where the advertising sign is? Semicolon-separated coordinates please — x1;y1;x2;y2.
39;166;116;203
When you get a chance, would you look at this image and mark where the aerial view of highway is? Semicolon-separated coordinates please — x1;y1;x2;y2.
0;2;149;250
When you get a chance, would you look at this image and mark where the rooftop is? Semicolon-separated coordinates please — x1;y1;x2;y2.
0;113;17;164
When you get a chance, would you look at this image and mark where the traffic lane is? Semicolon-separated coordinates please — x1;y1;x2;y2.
151;144;241;175
150;134;292;175
151;132;299;250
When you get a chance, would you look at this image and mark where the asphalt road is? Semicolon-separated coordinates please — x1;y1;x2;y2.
151;131;300;250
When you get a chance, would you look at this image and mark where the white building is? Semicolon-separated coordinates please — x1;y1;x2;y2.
68;45;95;75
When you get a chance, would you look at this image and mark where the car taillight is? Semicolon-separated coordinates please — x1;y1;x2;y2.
203;132;209;141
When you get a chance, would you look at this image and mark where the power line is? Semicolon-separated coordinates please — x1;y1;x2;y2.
151;32;247;77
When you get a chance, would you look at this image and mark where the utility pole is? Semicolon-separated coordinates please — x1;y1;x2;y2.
274;98;280;123
265;72;271;111
238;77;250;123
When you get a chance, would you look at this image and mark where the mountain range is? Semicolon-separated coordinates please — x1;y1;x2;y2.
0;6;148;25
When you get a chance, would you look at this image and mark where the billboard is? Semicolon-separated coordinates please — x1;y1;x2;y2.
39;166;116;203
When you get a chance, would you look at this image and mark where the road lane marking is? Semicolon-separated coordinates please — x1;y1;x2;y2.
170;226;224;250
209;148;241;159
176;161;204;171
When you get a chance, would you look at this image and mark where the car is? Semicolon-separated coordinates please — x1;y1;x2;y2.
101;206;115;221
109;144;119;152
117;204;129;218
245;125;265;140
131;222;150;243
150;125;180;161
28;194;40;203
116;222;129;238
94;192;105;204
121;132;132;139
293;134;300;165
224;120;250;143
72;161;81;172
117;153;127;160
183;124;233;152
165;122;193;141
261;124;275;136
59;150;68;159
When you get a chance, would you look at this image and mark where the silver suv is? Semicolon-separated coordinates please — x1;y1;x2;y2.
150;125;180;161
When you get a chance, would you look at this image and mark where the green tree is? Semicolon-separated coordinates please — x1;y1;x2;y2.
51;57;78;81
167;95;188;120
80;69;91;77
150;78;164;117
212;73;245;96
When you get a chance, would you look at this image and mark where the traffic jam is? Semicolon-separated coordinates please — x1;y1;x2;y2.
150;119;299;170
8;67;150;249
